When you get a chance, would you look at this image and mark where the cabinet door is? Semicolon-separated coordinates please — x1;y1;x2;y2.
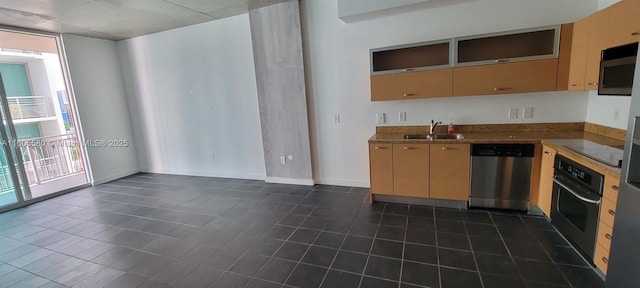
567;19;589;91
585;8;612;91
609;0;640;47
369;144;393;195
453;59;558;96
393;143;429;198
371;69;453;101
429;144;470;201
537;145;556;216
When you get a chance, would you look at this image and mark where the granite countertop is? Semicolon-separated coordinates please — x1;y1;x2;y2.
369;129;625;177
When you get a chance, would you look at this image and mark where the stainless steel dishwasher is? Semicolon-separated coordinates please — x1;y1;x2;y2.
469;144;535;211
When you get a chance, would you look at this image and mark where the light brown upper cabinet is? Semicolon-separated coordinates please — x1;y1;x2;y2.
370;40;452;101
371;70;453;101
453;59;559;96
565;20;589;90
455;26;559;66
608;0;640;47
585;8;612;91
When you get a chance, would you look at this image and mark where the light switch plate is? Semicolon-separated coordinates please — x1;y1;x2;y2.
523;107;534;118
376;113;386;124
399;112;406;122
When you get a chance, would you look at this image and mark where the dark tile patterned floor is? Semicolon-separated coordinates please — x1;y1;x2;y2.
0;173;605;288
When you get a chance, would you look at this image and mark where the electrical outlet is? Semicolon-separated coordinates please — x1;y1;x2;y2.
523;107;534;119
376;113;386;124
399;112;407;122
211;152;215;160
509;108;519;119
614;109;620;121
280;156;286;165
334;114;341;124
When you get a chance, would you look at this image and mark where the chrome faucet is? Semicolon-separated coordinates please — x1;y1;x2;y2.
430;120;442;134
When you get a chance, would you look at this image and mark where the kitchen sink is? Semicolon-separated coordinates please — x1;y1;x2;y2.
403;133;465;140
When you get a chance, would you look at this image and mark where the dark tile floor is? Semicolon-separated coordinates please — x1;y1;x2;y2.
0;173;605;288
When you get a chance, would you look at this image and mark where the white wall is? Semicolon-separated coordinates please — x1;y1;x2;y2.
117;14;266;180
62;34;139;184
302;0;598;187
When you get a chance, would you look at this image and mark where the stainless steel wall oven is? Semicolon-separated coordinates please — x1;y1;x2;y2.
551;155;604;262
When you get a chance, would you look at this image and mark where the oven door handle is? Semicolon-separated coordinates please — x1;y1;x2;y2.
553;179;601;204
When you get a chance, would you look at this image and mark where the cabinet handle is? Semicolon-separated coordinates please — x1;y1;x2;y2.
632;31;640;36
602;257;609;264
495;59;510;63
403;146;417;150
571;84;581;87
609;209;616;216
493;87;510;91
612;185;619;191
544;151;553;155
403;68;415;72
374;146;388;150
403;93;417;97
441;147;458;150
587;82;598;86
605;233;612;240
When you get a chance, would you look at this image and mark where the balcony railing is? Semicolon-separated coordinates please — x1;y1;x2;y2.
18;134;85;185
7;96;56;120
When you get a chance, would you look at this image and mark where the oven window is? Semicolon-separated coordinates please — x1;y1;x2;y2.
558;190;588;232
602;63;635;89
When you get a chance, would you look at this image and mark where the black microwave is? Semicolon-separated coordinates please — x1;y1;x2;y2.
598;42;638;96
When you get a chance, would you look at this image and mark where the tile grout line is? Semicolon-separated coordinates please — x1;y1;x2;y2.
517;214;577;288
356;201;386;288
462;209;485;288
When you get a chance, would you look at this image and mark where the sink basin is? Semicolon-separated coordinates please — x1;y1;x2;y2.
403;134;465;140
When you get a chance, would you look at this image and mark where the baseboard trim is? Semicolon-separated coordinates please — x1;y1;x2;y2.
314;178;369;188
141;168;265;181
265;177;314;186
93;168;140;185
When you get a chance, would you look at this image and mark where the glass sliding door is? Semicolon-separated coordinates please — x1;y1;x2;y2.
0;28;89;209
0;74;25;208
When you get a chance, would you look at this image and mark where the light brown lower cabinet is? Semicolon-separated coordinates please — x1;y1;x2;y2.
537;145;557;216
369;143;471;201
594;174;619;275
369;143;393;195
429;144;471;201
393;143;429;197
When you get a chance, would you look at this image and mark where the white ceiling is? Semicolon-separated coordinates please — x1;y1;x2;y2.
0;0;287;41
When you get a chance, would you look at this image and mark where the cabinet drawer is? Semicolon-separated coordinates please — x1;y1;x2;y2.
595;243;610;274
453;59;558;96
600;197;617;228
371;69;453;101
597;220;614;252
603;176;620;203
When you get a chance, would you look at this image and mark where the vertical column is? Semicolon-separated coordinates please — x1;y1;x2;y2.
249;0;314;185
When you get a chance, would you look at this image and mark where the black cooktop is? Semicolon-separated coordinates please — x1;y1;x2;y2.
564;140;623;168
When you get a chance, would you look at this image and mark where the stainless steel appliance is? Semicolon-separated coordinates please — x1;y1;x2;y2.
606;44;640;288
598;42;638;96
563;139;624;168
551;155;603;261
469;144;534;210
